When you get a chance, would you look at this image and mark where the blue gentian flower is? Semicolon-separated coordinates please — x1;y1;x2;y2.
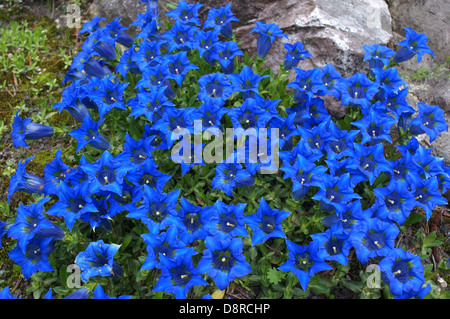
114;133;155;168
373;180;416;225
287;68;327;100
195;29;221;59
351;109;397;144
80;150;132;196
317;64;342;99
63;288;90;299
154;248;208;299
92;41;117;60
132;39;164;70
278;240;332;290
79;15;106;36
137;0;159;24
348;216;399;264
311;224;352;266
209;40;244;74
166;0;203;26
101;17;134;47
197;236;251;290
141;224;190;271
115;47;141;79
227;65;269;100
7;156;45;203
162;21;199;52
372;67;408;93
280;154;327;200
52;85;91;122
11;111;54;148
409;102;448;143
362;44;396;70
250;21;288;59
129;87;176;123
83;57;111;78
46;181;98;231
165;198;213;244
227;98;274;131
127;185;180;229
412;176;447;220
245;197;290;246
90;75;129;118
204;201;248;240
379;248;426;299
68;117;111;152
75;240;123;282
212;162;255;196
8;236;56;279
42;149;76;195
381;86;414;119
337;72;379;110
312;173;362;213
93;284;132;299
324;127;359;160
8;197;64;253
198;72;235;110
351;143;391;185
283;41;312;70
165;51;199;86
203;4;238;38
393;27;435;64
0;287;17;299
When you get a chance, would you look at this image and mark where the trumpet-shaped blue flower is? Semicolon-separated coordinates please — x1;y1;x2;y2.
162;21;198;52
362;44;396;70
393;27;435;64
352;109;397;144
379;248;426;299
212;162;255;196
204;201;248;240
46;181;98;231
8;156;45;203
203;4;238;38
129;86;176;123
90;75;129;118
311;224;352;266
166;0;203;26
278;240;332;290
197;237;251;290
283;41;312;70
227;65;269;100
93;284;132;299
165;198;213;244
11;111;54;148
141;224;190;271
245;197;290;246
250;21;288;59
69;117;111;152
280;154;327;200
373;180;416;225
198;72;235;110
337;72;379;110
348;216;399;264
412;176;447;220
154;248;208;299
409;102;448;143
80;150;132;196
165;51;199;86
75;240;123;282
8;236;56;280
127;185;180;229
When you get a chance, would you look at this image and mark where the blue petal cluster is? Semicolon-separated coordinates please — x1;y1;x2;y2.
2;0;448;300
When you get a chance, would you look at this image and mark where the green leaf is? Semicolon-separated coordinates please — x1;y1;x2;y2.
267;267;286;285
404;213;425;225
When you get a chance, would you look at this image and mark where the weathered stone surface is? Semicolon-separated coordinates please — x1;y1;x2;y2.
89;0;147;28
